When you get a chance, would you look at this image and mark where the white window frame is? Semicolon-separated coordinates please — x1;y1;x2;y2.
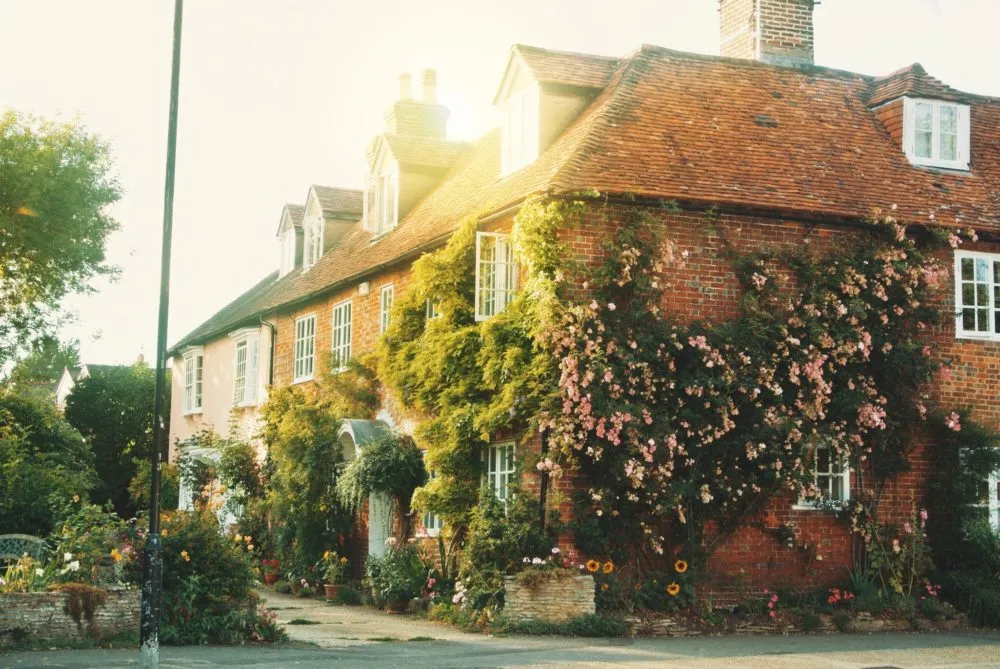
279;229;296;277
954;250;1000;341
181;347;204;416
229;328;260;407
483;441;516;506
293;314;317;383
902;97;970;170
364;164;399;237
421;451;443;537
331;300;352;371
380;284;394;334
500;84;540;176
425;298;441;320
303;216;324;270
475;232;518;322
794;443;851;510
966;451;1000;532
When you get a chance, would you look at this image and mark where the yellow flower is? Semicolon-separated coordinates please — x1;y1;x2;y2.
585;560;600;573
72;495;80;503
324;550;331;559
161;529;167;537
110;548;122;563
234;534;243;543
339;557;348;565
180;550;190;562
244;536;252;543
247;544;254;552
600;583;609;592
602;560;614;574
674;560;688;574
667;582;681;596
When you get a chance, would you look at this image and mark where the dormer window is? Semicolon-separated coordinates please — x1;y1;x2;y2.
364;167;398;236
303;215;323;269
500;84;539;175
279;229;296;277
903;97;970;170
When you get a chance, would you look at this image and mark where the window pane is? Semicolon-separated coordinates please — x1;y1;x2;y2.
831;474;844;501
816;447;830;474
977;283;989;306
962;258;974;281
976;259;990;282
994;261;1000;285
963;308;976;330
940;133;957;161
939;105;958;133
962;283;975;307
978;308;990;332
915;102;933;131
915;131;932;158
995;310;1000;334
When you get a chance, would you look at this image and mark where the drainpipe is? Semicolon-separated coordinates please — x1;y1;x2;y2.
259;316;276;387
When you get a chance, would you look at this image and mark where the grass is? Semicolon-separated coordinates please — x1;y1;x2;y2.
287;618;322;625
368;636;401;642
267;606;302;611
408;636;435;641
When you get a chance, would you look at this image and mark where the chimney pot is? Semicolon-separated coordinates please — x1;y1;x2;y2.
421;68;437;103
398;73;412;101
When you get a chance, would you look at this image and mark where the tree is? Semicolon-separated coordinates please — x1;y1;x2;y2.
63;363;162;517
0;111;120;364
0;391;96;534
4;335;80;388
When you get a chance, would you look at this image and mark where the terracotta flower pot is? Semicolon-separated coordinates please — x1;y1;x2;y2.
264;572;278;586
385;599;410;614
324;584;342;600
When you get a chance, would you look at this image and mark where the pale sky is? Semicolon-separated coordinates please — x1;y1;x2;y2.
1;0;998;365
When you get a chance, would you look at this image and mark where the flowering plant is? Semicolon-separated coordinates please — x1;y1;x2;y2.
512;547;577;590
316;550;349;584
261;558;280;576
852;503;932;596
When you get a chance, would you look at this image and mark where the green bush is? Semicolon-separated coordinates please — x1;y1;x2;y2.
296;585;315;598
336;585;362;605
274;580;292;594
493;613;629;637
832;612;851;632
158;509;282;645
0;392;95;535
798;611;821;632
365;543;426;603
47;497;140;585
128;459;179;511
940;570;1000;628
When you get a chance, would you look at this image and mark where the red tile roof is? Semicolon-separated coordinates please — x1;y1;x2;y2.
381;134;469;169
312;185;363;219
171;43;1000;352
512;44;620;89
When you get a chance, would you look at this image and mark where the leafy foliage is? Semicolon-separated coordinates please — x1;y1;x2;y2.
3;336;79;390
63;363;160;518
0;111;120;363
0;391;95;534
128;458;180;511
336;433;426;524
364;543;426;603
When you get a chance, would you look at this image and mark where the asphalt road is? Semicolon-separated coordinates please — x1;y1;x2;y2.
4;631;1000;668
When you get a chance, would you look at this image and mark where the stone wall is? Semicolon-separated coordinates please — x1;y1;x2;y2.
0;587;139;647
503;575;595;622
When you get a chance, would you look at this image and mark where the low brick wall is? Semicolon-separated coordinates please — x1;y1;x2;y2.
0;587;139;647
503;575;595;622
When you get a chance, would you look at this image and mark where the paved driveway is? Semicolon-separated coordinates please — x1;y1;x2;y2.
3;590;1000;668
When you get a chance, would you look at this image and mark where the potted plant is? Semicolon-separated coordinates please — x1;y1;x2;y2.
262;558;280;586
316;550;349;600
364;541;425;614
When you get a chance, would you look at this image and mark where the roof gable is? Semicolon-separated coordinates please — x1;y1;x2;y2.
493;44;620;104
275;203;304;237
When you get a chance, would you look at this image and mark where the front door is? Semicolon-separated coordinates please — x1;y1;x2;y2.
368;492;392;557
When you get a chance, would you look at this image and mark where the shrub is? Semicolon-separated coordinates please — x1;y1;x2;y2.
47;497;140;586
939;570;1000;628
0;392;95;535
493;613;629;637
336;433;426;525
274;580;292;594
296;586;315;598
335;585;362;605
365;543;426;604
832;611;851;632
918;596;951;621
798;611;821;632
158;508;280;645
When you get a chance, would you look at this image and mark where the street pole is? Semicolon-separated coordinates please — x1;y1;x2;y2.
141;1;184;666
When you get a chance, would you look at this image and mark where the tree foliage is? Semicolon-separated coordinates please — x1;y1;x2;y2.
63;363;160;517
0;111;120;363
3;335;80;388
0;391;96;534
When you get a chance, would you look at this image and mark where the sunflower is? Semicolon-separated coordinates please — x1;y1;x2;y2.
600;583;609;592
602;560;615;574
674;559;689;574
634;583;642;590
666;582;681;596
586;560;600;573
324;550;331;559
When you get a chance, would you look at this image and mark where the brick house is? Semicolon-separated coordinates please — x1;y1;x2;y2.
169;0;1000;587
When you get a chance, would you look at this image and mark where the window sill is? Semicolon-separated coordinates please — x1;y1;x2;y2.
955;331;1000;342
292;376;314;385
792;502;848;512
183;409;203;417
907;157;970;172
234;401;260;409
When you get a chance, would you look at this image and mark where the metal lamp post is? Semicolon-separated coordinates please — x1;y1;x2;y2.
141;1;184;666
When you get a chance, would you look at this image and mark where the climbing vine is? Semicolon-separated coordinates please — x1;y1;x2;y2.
379;194;989;566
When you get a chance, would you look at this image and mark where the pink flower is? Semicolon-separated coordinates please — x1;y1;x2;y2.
607;303;617;311
945;411;962;432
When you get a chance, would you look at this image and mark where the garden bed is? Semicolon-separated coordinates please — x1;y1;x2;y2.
0;586;139;648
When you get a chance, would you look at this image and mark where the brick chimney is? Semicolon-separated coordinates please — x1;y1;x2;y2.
384;68;449;139
719;0;815;67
